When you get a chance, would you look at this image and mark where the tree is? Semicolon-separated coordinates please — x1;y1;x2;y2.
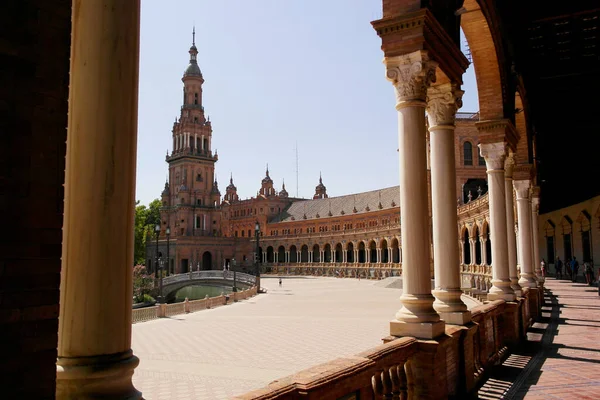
132;265;154;303
133;198;162;265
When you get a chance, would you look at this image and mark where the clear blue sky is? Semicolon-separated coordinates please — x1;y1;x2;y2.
136;0;478;206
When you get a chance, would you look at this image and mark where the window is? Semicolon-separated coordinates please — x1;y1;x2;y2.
181;198;184;204
241;230;245;237
194;93;198;105
196;199;201;205
478;147;486;166
196;173;202;181
463;141;473;166
235;231;238;237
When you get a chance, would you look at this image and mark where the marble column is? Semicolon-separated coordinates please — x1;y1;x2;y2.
514;180;537;287
469;239;476;264
56;1;141;398
427;83;471;325
481;238;488;265
385;50;444;338
504;156;521;295
531;193;542;280
479;142;515;301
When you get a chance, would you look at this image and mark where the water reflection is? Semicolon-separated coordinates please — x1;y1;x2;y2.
173;285;232;303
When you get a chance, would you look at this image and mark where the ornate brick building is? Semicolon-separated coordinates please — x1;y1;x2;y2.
147;38;488;275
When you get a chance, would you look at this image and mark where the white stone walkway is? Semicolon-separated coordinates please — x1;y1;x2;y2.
132;276;479;399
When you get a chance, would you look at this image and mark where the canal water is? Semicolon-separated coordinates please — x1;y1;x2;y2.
173;285;233;303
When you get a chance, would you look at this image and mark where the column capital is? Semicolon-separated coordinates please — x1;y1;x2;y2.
504;152;516;179
426;83;463;128
531;195;540;212
384;50;437;106
513;179;531;199
479;142;507;171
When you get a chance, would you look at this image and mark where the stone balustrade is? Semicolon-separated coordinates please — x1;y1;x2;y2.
131;286;258;323
263;262;402;279
235;290;536;400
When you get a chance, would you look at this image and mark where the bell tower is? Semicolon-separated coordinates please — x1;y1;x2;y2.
162;29;220;238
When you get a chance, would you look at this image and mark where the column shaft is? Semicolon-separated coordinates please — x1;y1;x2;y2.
505;158;521;295
479;143;515;301
385;51;444;339
514;180;536;287
57;1;141;398
531;196;542;280
427;83;470;325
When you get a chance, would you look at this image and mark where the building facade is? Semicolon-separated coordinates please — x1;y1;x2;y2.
147;39;489;275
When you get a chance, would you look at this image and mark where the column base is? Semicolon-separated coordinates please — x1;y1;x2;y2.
488;279;516;301
56;350;141;400
519;273;538;288
390;319;445;339
439;310;472;325
432;288;471;325
510;279;522;297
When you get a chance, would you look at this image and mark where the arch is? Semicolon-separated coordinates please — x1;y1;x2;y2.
544;219;556;263
561;215;573;261
391;238;400;263
202;251;212;271
463;178;488;203
369;240;377;263
289;245;298;263
460;0;507;120
312;244;320;263
347;242;355;263
485;229;492;265
324;243;332;263
277;245;285;263
474;226;482;265
358;241;366;264
577;210;592;262
300;245;309;263
463;141;473;166
381;239;389;263
335;243;343;263
463;228;471;265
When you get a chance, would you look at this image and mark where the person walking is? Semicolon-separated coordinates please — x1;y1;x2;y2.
565;258;572;280
584;260;593;285
279;277;282;287
555;256;563;279
541;258;547;278
571;257;579;283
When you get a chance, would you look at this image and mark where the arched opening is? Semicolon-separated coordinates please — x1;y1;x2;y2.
358;242;366;263
463;229;471;264
463;178;488;203
381;239;388;263
203;138;209;152
335;243;343;262
577;211;592;262
202;251;212;271
474;226;482;265
266;246;274;263
289;245;298;263
544;220;556;263
300;245;309;262
347;242;355;263
277;246;285;263
369;240;377;263
391;238;400;263
324;243;332;263
485;228;492;265
561;216;573;261
463;141;473;166
312;244;320;263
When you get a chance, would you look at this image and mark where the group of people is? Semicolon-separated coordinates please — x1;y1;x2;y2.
549;256;596;285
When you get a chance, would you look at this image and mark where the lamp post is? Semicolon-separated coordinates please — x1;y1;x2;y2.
158;257;164;304
255;221;261;291
166;226;170;276
154;224;160;280
232;258;237;292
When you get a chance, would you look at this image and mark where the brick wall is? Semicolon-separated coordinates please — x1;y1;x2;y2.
0;1;71;397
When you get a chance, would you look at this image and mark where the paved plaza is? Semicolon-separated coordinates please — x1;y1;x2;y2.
132;277;476;399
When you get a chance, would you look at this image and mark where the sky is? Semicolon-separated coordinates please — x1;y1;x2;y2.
136;0;478;206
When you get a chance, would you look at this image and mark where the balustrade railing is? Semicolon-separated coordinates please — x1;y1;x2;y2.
162;270;256;286
261;262;402;279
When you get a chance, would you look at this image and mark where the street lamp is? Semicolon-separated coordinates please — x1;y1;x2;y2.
255;221;261;290
158;257;164;304
154;224;160;279
166;226;170;276
232;258;237;292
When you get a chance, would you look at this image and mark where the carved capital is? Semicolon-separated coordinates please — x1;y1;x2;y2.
479;142;507;171
426;83;463;127
513;180;531;200
385;50;437;106
504;152;515;178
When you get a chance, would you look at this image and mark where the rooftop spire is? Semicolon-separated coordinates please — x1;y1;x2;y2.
266;163;269;177
184;27;202;77
230;172;233;184
192;26;196;46
319;171;322;184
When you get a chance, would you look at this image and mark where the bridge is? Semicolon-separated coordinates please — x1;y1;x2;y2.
161;270;256;302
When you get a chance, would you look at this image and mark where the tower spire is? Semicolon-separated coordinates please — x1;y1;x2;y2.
192;26;196;46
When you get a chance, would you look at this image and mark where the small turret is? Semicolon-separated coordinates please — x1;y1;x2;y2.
313;172;328;199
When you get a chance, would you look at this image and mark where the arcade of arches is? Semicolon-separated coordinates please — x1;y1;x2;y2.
2;0;599;399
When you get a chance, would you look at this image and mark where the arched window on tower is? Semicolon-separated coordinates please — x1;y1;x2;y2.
194;93;198;105
464;141;473;166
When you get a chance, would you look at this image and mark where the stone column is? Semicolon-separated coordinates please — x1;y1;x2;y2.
514;180;536;287
504;156;521;296
479;143;515;301
376;248;381;263
531;192;542;280
481;237;488;265
56;1;141;398
469;239;476;264
385;50;444;338
427;83;471;325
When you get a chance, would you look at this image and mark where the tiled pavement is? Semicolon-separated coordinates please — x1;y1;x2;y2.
478;277;600;400
132;276;479;400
